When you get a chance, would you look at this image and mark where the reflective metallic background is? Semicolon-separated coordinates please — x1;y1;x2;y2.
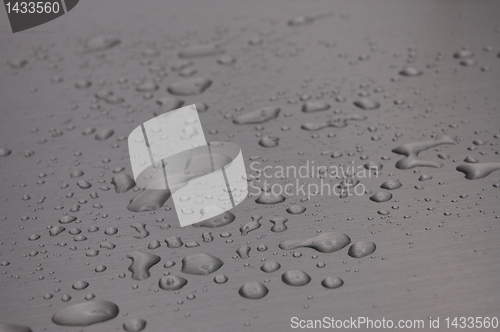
1;1;499;331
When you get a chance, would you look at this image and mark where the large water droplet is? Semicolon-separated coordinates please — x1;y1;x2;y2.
353;98;380;110
321;276;344;289
181;253;223;275
192;211;235;228
130;223;149;239
456;163;500;180
279;232;350;253
127;189;171;212
238;282;269;299
282;270;311;286
158;275;188;290
237;245;251;259
392;136;456;169
0;148;12;157
270;217;288;232
126;251;161;280
95;129;114;141
0;324;32;332
259;136;280;148
84;36;120;52
72;280;89;290
111;174;135;193
302;101;330;113
52;301;119;326
380;179;402;190
255;192;286;204
348;241;376;258
167;78;212;95
260;261;281;273
179;44;224;58
233;107;280;124
286;205;306;214
399;67;423;77
370;191;392;203
240;215;262;235
123;318;147;332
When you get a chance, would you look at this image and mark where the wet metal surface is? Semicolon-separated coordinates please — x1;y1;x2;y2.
1;1;500;331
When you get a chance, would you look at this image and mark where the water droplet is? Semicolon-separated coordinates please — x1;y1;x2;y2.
49;226;65;236
77;180;92;189
95;129;114;141
233;107;280;124
214;274;228;284
8;58;28;69
279;232;351;253
238;282;268;299
192;211;235;228
202;232;214;243
370;191;392;203
155;97;184;115
255;192;286;204
348;241;376;258
240;215;262;235
181;253;223;275
270;217;288;232
136;81;158;92
75;79;91;89
168;78;212;95
392;136;456;169
259;136;280;148
84;36;120;52
260;261;281;273
0;323;32;332
59;215;77;224
130;223;149;239
148;240;161;250
72;281;89;290
380;179;402;190
302;101;330;113
123;318;147;332
418;174;433;181
96;265;107;273
100;242;116;250
456;163;500;180
52;301;119;326
111;174;135;193
28;234;40;241
454;50;474;59
159;275;187;290
0;148;12;157
82;127;95;135
127;251;161;280
399;67;423;77
237;245;251;259
127;189;171;212
104;226;118;235
282;270;311;286
353;98;380;110
179;44;224;58
165;236;183;248
286;205;306;214
70;170;84;178
217;55;236;65
321;276;344;289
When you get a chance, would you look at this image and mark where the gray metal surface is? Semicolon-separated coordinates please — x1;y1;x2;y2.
1;1;499;331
